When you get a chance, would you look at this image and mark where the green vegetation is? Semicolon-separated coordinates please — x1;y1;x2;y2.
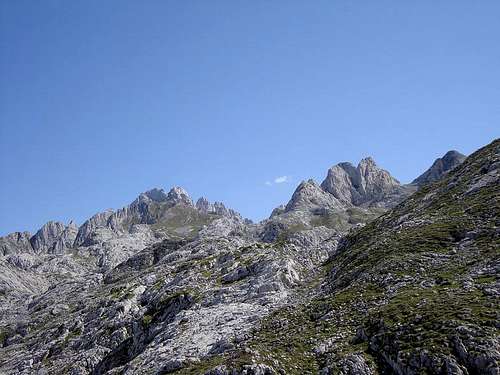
177;139;500;373
142;314;153;326
151;206;216;239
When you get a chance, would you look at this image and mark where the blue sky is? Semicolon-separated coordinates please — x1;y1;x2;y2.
1;1;499;235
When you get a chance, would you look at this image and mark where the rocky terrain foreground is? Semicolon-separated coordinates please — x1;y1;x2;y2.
0;142;498;375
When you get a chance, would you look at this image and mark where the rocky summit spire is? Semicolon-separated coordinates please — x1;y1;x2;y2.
27;221;78;254
412;150;466;186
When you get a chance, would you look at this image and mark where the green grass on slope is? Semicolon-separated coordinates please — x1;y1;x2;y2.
176;139;500;374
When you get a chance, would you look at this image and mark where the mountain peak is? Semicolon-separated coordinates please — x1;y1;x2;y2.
321;157;402;207
29;221;77;254
141;188;169;202
358;156;376;167
412;150;466;186
167;186;192;206
284;179;343;212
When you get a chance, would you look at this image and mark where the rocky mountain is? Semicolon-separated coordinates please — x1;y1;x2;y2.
0;141;496;375
320;157;411;208
412;150;467;186
264;156;418;242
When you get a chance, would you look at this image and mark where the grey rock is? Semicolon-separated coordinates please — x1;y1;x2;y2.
285;179;343;212
0;231;32;255
337;353;374;375
74;209;115;246
1;141;495;375
320;157;409;208
167;186;193;206
30;221;67;253
412;150;466;186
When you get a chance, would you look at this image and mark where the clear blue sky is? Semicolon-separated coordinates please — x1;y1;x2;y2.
1;1;499;235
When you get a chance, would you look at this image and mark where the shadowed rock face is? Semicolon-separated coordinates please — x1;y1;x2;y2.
412;150;466;186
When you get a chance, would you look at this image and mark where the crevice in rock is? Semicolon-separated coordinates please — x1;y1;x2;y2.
92;292;195;375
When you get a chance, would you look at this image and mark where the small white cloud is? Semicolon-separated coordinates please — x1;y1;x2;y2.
265;181;272;186
274;176;289;184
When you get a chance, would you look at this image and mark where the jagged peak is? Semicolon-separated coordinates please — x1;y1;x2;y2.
1;231;31;241
321;156;402;207
443;150;465;159
296;179;320;189
195;196;243;220
141;188;169;202
358;156;376;167
67;220;78;229
167;186;193;206
34;221;66;234
195;196;209;207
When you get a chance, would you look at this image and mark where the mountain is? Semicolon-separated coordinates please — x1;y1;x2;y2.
320;157;410;208
412;150;467;186
0;141;496;375
264;156;417;241
205;139;496;374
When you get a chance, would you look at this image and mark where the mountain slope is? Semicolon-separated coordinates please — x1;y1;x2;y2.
178;139;499;374
0;141;496;375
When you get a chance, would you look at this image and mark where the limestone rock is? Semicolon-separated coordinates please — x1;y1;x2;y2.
74;209;115;246
320;157;409;208
196;197;242;220
285;179;343;212
30;221;77;254
0;231;33;256
167;186;193;206
1;140;497;375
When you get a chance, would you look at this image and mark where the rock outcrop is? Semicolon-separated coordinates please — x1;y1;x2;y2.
285;179;344;213
74;209;115;246
0;231;32;256
29;221;78;254
266;157;415;238
196;197;242;220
